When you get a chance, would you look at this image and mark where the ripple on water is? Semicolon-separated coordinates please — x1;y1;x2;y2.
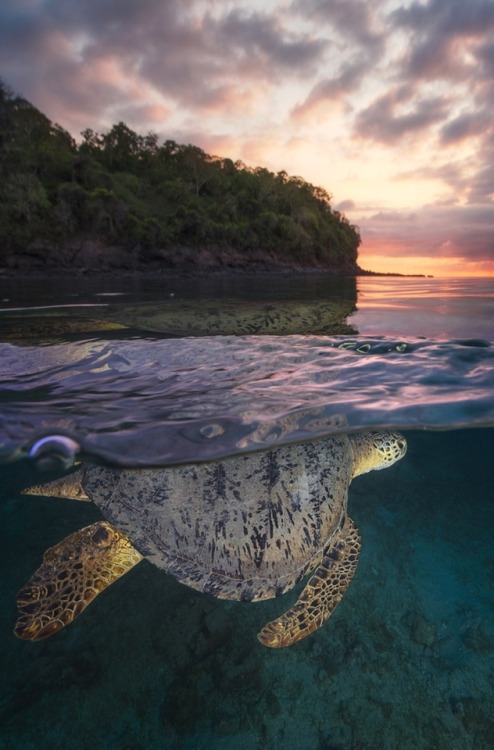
0;335;493;467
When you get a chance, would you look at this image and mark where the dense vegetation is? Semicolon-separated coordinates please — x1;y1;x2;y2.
0;80;361;271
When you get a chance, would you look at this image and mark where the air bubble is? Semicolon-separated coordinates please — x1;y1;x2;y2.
29;435;80;471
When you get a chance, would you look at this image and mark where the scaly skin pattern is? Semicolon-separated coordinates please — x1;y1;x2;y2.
15;521;142;641
257;515;361;647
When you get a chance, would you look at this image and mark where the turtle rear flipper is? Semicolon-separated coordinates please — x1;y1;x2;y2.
257;516;361;648
15;521;143;641
22;467;90;501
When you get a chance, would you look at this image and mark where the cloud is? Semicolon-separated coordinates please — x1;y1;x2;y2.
133;8;327;115
439;112;492;145
0;0;327;131
468;164;494;205
214;9;327;72
290;59;366;120
349;0;494;148
389;0;494;88
292;0;384;52
422;125;494;205
390;0;494;38
289;0;385;121
336;199;356;212
476;39;494;81
354;88;451;143
358;204;494;267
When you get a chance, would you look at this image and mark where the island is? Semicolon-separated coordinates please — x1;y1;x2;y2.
0;80;368;276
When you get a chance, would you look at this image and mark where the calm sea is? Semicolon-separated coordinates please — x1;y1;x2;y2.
0;274;493;750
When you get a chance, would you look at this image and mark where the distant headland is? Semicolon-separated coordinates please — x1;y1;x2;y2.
0;80;425;279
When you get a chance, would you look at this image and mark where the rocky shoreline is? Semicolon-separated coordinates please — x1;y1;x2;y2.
0;240;423;279
0;239;357;276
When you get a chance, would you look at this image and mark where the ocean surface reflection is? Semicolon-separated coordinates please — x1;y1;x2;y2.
353;276;494;338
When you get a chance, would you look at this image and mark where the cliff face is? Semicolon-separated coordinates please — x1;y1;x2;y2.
1;240;361;275
0;81;361;274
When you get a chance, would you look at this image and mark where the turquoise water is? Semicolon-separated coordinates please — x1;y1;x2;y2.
0;275;493;749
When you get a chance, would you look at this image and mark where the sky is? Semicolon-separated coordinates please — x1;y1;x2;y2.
1;0;494;277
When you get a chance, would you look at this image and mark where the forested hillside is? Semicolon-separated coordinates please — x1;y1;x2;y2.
0;80;361;272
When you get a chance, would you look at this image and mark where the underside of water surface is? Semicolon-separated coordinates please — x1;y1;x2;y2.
1;334;493;469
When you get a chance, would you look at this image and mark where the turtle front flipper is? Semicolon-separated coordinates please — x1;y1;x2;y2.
257;516;361;648
15;521;143;641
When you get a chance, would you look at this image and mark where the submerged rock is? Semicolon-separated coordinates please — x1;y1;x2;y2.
462;623;493;653
402;611;437;648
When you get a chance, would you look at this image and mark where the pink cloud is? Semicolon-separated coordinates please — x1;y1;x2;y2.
355;204;494;272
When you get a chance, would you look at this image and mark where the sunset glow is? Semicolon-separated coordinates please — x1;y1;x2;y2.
1;0;493;276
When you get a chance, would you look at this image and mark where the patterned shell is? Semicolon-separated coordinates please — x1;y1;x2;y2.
83;434;354;602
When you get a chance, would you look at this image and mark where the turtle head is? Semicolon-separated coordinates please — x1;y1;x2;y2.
350;431;407;478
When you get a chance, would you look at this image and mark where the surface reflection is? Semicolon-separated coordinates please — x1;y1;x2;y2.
353;277;494;338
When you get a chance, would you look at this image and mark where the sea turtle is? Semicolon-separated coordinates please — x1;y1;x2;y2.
16;431;406;647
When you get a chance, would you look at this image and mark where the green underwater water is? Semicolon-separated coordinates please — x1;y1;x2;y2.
1;428;493;750
1;275;493;749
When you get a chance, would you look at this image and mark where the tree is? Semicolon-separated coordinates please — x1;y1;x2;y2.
0;80;361;271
